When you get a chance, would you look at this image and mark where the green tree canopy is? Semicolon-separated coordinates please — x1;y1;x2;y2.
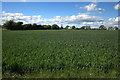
99;25;106;30
51;24;59;29
72;26;76;29
3;20;16;30
114;27;119;30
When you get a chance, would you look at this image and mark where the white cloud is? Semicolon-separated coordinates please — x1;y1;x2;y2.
1;11;119;28
82;22;104;28
83;22;94;25
63;14;103;24
80;3;97;11
1;11;103;25
45;14;103;25
80;3;105;12
114;3;120;10
1;11;32;24
2;12;23;16
95;8;105;11
81;17;120;28
2;11;119;28
78;12;91;15
55;16;62;18
106;17;120;27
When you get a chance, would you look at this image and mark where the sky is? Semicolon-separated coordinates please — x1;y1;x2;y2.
2;0;119;2
1;2;120;28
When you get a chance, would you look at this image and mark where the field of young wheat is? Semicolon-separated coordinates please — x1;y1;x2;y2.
2;30;119;78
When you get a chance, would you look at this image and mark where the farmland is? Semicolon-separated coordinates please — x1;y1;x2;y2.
2;30;119;78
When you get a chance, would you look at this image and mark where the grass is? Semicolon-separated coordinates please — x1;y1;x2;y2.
2;30;119;78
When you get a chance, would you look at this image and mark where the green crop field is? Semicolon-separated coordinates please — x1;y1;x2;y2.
2;30;119;78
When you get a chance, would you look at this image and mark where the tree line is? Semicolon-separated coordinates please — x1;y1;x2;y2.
2;20;60;30
2;20;119;30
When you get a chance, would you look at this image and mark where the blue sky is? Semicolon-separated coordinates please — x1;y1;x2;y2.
2;2;118;18
2;0;119;2
1;2;120;28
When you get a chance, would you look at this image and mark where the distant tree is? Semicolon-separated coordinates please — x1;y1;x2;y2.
43;25;47;29
23;24;32;30
60;24;63;29
2;20;67;30
76;28;80;30
72;26;76;29
108;27;113;30
3;20;16;30
99;25;106;30
37;24;43;29
15;22;23;30
16;22;23;25
114;26;119;30
32;23;37;30
80;26;91;30
65;25;69;29
43;25;51;29
85;26;91;30
48;25;52;29
80;26;85;30
51;24;59;29
0;25;2;28
60;26;63;29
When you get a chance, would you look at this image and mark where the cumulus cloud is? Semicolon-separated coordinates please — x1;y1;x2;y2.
63;14;103;24
80;3;96;11
45;14;103;25
114;3;120;10
95;8;105;11
106;17;120;27
80;3;105;12
1;11;119;28
1;11;104;25
81;17;120;28
2;12;23;16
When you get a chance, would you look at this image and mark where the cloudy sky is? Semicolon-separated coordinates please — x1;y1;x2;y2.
1;1;120;28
